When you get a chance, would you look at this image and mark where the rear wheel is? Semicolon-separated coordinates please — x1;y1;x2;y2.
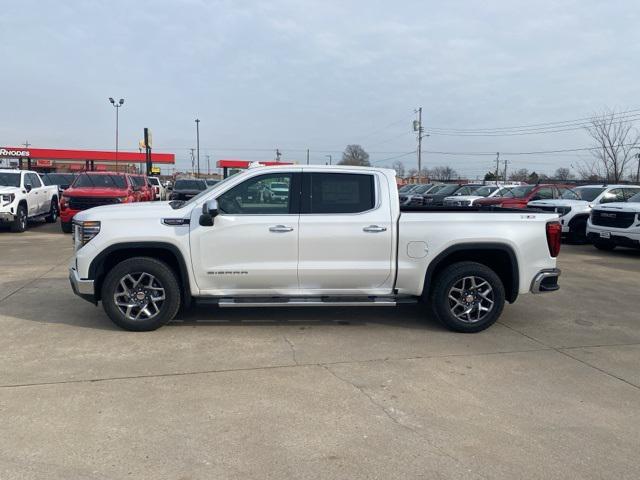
101;257;181;331
430;261;505;333
593;239;615;251
45;199;59;223
10;205;27;232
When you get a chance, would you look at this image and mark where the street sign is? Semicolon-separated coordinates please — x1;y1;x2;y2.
150;166;161;175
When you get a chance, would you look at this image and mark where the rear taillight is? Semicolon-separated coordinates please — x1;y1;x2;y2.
546;221;562;257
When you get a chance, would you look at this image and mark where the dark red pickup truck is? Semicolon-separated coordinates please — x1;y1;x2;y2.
60;172;139;233
475;184;573;208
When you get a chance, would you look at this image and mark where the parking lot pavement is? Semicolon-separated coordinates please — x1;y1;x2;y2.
1;222;639;479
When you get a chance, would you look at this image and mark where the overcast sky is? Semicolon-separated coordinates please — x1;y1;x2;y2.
1;0;639;177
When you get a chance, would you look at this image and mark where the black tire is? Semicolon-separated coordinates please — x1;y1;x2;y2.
101;257;181;331
61;221;72;233
430;261;505;333
593;240;615;251
10;204;27;233
567;218;587;244
45;199;59;223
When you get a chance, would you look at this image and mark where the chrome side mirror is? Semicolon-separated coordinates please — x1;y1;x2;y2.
200;199;219;226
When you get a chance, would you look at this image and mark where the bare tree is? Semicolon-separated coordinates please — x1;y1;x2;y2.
339;144;370;166
585;109;640;182
573;158;604;181
509;168;529;182
429;166;457;181
391;160;405;178
554;167;574;181
407;168;418;179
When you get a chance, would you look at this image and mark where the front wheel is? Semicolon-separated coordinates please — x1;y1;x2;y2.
10;205;27;232
101;257;181;331
430;261;505;333
61;221;72;233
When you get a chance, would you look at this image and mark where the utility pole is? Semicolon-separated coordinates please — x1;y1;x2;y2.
190;149;195;176
206;155;211;176
494;152;500;185
414;107;424;183
306;149;310;165
503;159;509;183
195;119;200;177
325;154;332;165
22;140;31;148
635;152;640;183
275;149;282;162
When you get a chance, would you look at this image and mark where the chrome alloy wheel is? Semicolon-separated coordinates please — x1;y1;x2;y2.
113;272;166;322
447;276;494;323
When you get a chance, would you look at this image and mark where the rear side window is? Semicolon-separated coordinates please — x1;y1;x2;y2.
623;188;640;200
305;173;375;214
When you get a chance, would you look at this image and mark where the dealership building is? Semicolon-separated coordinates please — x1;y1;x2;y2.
0;146;175;173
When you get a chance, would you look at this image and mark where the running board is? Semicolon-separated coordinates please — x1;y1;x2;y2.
212;296;415;308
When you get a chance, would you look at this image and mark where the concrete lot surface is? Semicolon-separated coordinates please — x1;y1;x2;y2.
1;222;639;479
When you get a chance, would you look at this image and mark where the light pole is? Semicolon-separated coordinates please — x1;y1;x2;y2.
325;154;332;165
109;97;124;172
195;119;200;177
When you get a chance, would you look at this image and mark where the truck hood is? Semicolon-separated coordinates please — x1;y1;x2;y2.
444;195;483;202
0;186;21;195
74;201;184;221
64;187;130;197
595;202;640;213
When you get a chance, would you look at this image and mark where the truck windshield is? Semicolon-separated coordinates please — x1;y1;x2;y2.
470;186;498;196
0;172;20;187
170;174;238;209
575;187;606;201
501;185;535;198
131;176;146;186
174;180;207;190
73;174;127;188
435;185;461;196
42;173;75;186
628;192;640;202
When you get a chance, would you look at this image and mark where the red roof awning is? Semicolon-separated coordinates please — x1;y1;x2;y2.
0;146;175;164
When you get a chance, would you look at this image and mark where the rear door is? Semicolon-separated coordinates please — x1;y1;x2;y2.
297;171;394;293
25;173;44;215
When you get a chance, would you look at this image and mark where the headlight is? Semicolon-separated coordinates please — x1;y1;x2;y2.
72;220;101;249
1;193;15;206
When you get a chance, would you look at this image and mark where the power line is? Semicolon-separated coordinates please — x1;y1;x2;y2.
424;108;640;134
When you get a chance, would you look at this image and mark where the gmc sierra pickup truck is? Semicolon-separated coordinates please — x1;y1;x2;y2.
69;165;562;332
0;169;59;232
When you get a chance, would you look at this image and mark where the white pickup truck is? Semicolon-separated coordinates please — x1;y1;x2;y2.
0;169;60;232
69;165;562;332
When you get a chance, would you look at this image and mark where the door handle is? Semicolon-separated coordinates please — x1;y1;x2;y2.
269;225;294;233
363;225;387;233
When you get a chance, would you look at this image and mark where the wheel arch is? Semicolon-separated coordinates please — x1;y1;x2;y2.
422;243;519;303
89;242;192;306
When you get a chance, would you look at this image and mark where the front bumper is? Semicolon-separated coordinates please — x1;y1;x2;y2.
0;211;15;222
530;268;561;294
69;267;97;304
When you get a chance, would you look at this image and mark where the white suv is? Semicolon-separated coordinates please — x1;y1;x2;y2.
528;185;640;243
587;190;640;251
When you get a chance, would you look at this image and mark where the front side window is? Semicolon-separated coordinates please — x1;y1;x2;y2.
600;189;625;204
558;188;579;200
218;173;293;215
624;188;640;200
27;173;42;188
306;173;375;214
533;187;553;200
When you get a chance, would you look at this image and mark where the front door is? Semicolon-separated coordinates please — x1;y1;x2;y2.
297;172;394;294
190;172;301;295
